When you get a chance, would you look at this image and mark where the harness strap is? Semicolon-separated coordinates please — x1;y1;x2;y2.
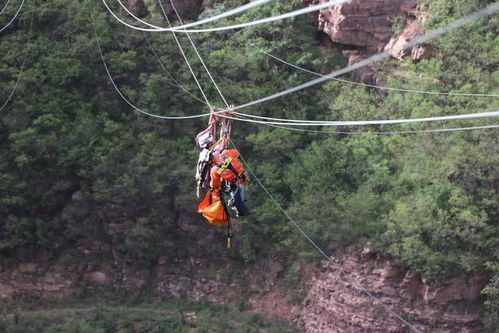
216;155;234;175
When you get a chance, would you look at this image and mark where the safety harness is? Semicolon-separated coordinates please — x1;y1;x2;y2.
215;155;233;174
194;108;237;249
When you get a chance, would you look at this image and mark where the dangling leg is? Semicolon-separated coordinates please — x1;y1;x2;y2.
232;184;251;217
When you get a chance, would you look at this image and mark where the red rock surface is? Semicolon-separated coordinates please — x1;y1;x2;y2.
0;244;487;332
306;0;433;64
299;246;487;332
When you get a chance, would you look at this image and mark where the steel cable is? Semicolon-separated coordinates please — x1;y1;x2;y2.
102;0;349;33
234;2;499;110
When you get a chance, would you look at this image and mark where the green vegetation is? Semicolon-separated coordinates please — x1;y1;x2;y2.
0;299;296;332
1;0;498;329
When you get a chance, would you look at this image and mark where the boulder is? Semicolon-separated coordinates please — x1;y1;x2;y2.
384;17;424;59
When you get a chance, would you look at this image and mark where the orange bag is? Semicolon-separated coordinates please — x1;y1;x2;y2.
196;191;230;226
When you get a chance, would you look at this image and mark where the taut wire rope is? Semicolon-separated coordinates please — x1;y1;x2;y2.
233;2;499;110
226;110;499;126
144;36;210;106
110;0;273;31
114;0;498;100
0;0;26;33
246;41;499;98
229;138;422;333
166;0;229;107
101;0;349;33
90;4;211;119
0;0;12;16
235;114;499;135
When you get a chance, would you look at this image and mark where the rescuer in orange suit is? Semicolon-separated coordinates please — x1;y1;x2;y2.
210;148;251;217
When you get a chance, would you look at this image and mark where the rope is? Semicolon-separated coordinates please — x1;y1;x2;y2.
0;0;31;113
90;4;210;120
155;0;213;108
111;0;272;31
102;0;349;33
145;36;209;106
234;2;499;110
114;0;272;31
0;0;12;16
230;139;422;332
0;0;26;33
168;0;229;107
247;41;499;98
227;110;499;126
117;1;213;105
236;114;499;135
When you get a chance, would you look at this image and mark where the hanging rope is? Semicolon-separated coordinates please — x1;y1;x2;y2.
155;0;213;108
167;0;230;108
117;1;214;106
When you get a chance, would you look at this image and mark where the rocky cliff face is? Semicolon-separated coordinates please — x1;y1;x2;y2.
300;246;487;332
307;0;432;61
0;241;487;332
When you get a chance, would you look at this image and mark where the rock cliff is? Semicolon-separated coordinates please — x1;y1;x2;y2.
304;0;434;84
0;242;487;332
300;246;487;332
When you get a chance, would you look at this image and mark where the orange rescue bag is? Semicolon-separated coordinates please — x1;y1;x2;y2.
196;191;230;226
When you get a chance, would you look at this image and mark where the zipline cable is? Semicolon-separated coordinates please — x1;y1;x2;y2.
167;0;229;107
102;0;349;33
0;0;12;16
234;2;499;110
145;36;210;106
101;5;492;328
226;110;499;126
118;1;213;106
230;139;422;333
163;2;419;326
100;1;499;130
154;0;213;108
0;0;32;113
247;41;499;98
112;0;273;31
116;0;498;99
235;114;499;135
90;5;210;120
0;0;25;33
122;0;499;100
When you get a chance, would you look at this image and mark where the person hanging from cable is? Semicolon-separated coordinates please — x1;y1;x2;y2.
209;148;251;217
195;108;250;247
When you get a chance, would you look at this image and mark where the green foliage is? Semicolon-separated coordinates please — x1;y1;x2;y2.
0;0;498;326
0;298;297;333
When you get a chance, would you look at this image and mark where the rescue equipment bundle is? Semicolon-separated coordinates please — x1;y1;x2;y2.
194;108;250;248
